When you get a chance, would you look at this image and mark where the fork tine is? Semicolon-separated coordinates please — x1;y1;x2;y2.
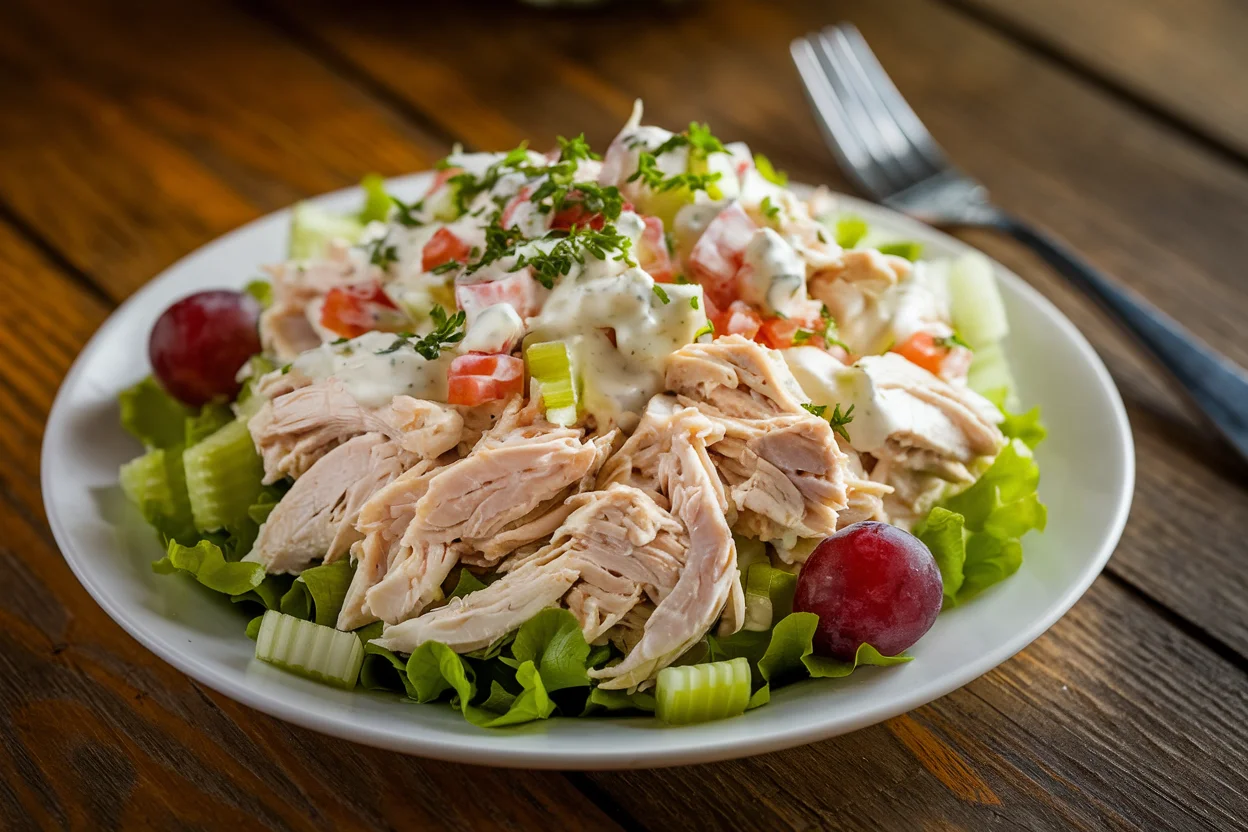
809;31;914;192
822;26;938;186
790;36;893;199
832;23;949;172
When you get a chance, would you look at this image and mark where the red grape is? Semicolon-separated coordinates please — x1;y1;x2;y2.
794;521;943;660
149;289;262;406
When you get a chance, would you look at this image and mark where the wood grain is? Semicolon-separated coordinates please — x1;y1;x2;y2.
952;0;1248;159
269;0;1248;655
0;0;444;302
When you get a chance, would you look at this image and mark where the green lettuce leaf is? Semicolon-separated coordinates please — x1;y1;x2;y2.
449;568;487;599
245;615;264;640
119;377;191;450
279;560;354;627
749;613;910;702
914;506;966;602
580;687;657;716
406;642;475;704
153;538;265;596
509;608;592;692
1000;405;1046;449
916;433;1047;606
231;573;294;610
185;403;234;447
465;660;555;727
360;643;419;698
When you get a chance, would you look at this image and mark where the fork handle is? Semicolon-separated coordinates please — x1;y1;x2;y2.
995;215;1248;463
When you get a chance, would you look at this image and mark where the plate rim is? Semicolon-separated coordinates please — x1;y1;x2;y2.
41;175;1136;769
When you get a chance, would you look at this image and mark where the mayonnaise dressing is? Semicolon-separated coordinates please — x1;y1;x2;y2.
528;267;707;428
291;331;452;406
739;228;810;317
460;303;524;354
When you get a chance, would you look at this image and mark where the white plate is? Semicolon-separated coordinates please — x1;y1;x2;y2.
42;175;1134;769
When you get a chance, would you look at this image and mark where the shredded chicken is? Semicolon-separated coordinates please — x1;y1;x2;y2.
249;377;462;483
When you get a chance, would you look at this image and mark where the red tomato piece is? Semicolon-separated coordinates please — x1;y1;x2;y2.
550;200;606;231
499;185;533;228
447;354;525;405
637;215;675;283
891;332;948;376
455;270;543;324
422;228;473;273
320;281;401;339
688;203;757;307
714;300;763;340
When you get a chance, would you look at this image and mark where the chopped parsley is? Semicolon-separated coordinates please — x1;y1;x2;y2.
627;152;723;199
510;226;635;289
819;304;850;351
674;273;690;285
689;295;699;310
828;403;855;443
376;305;466;359
802;402;855;443
365;236;399;269
391;195;424;227
792;328;814;345
652;284;670;304
693;319;715;341
760;195;780;221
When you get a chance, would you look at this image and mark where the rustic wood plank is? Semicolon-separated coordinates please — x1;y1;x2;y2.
949;0;1248;160
0;0;445;303
0;219;622;831
585;576;1248;831
270;0;1248;658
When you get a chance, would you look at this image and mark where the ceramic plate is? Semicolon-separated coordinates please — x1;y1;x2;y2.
42;174;1134;769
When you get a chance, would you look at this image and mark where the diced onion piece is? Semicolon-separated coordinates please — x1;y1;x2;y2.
655;657;752;725
183;419;264;532
526;340;578;421
254;610;364;690
742;563;798;632
948;252;1009;348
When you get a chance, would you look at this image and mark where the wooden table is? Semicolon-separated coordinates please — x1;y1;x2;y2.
3;0;1247;827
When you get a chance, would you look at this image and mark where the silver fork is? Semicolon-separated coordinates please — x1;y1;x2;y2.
792;23;1248;465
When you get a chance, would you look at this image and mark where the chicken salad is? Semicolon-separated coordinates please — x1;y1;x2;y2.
118;103;1045;726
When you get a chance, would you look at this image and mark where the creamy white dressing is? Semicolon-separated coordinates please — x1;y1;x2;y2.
460;303;524;354
290;331;452;406
528;267;706;427
739;228;809;317
886;260;954;344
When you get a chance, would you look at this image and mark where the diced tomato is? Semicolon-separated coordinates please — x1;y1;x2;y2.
688;203;757;307
447;354;525;405
422;228;473;273
756;316;803;350
550;199;606;231
714;300;762;340
756;313;827;350
455;270;542;324
499;185;533;228
427;166;462;196
319;281;402;339
637;215;675;282
892;332;948;376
